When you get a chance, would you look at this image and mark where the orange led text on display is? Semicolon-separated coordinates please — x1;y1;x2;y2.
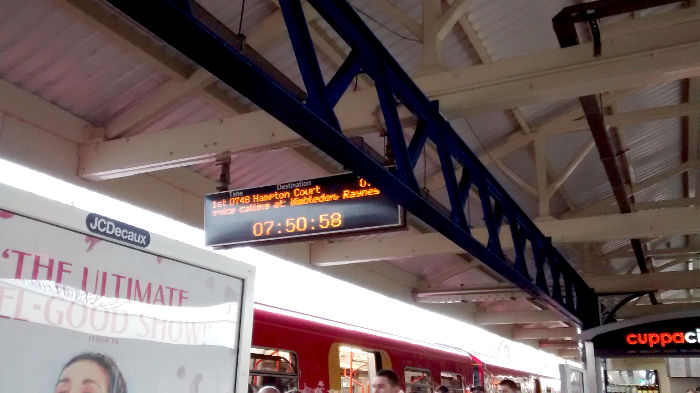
204;173;404;247
211;178;381;215
251;213;342;237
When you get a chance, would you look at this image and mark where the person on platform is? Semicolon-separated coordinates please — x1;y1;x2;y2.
259;386;281;393
436;385;449;393
498;380;520;393
372;369;401;393
53;352;127;393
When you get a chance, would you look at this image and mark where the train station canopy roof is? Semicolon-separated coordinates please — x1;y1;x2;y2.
2;0;700;362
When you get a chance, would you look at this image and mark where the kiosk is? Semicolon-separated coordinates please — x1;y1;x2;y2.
0;184;255;393
582;311;700;393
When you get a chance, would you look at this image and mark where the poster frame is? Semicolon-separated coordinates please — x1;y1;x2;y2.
0;183;256;393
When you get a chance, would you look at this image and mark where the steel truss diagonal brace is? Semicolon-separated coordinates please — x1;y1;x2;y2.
103;0;600;328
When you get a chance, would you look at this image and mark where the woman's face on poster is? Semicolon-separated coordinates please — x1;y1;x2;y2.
54;360;109;393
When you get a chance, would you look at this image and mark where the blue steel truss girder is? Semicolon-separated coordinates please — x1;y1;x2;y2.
104;0;600;328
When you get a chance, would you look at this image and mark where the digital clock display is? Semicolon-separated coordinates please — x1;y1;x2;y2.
204;172;405;247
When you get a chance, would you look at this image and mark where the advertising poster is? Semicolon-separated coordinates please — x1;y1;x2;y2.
0;205;249;393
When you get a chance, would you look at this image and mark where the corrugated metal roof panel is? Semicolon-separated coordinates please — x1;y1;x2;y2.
456;114;517;154
465;0;575;61
192;147;331;190
138;94;230;134
518;99;580;126
625;118;682;182
633;174;683;203
601;239;631;256
545;131;592;183
561;145;611;208
0;0;171;125
442;265;503;288
616;81;682;112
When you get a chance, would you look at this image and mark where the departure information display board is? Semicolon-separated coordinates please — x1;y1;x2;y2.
204;173;405;246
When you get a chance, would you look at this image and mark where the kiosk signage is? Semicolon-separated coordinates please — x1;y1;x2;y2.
591;317;700;356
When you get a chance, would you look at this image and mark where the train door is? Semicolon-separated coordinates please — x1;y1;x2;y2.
473;364;483;388
335;344;387;393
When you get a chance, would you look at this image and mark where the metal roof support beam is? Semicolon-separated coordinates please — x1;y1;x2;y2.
572;162;697;217
513;327;579;340
617;302;700;319
559;349;581;358
413;286;529;303
101;0;599;327
79;12;700;181
309;206;700;264
474;310;566;325
607;246;700;260
373;0;422;39
552;0;687;305
588;270;700;293
421;13;700;116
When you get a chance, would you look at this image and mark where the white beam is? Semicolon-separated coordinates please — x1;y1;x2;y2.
309;206;700;265
480;102;700;167
559;349;581;358
535;137;549;217
688;78;699;199
373;0;422;39
105;68;217;138
494;160;538;197
435;0;468;43
422;0;441;69
513;327;579;340
544;101;700;135
57;0;190;80
424;261;481;287
0;78;92;144
616;302;700;319
656;257;693;271
421;15;700;116
602;6;700;39
446;0;575;212
0;111;208;229
611;246;700;259
79;111;302;179
587;270;700;293
474;310;565;325
547;139;596;198
634;197;698;211
450;1;490;62
571;162;696;217
79;12;700;179
78;88;391;180
414;286;528;303
539;341;579;349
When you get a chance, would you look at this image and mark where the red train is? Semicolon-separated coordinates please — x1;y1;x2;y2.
248;305;547;393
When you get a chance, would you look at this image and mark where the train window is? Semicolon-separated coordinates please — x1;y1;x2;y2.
339;345;379;393
441;372;464;393
473;365;481;387
405;368;433;393
249;347;299;393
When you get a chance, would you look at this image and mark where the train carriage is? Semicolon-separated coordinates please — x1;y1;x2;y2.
250;306;475;393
